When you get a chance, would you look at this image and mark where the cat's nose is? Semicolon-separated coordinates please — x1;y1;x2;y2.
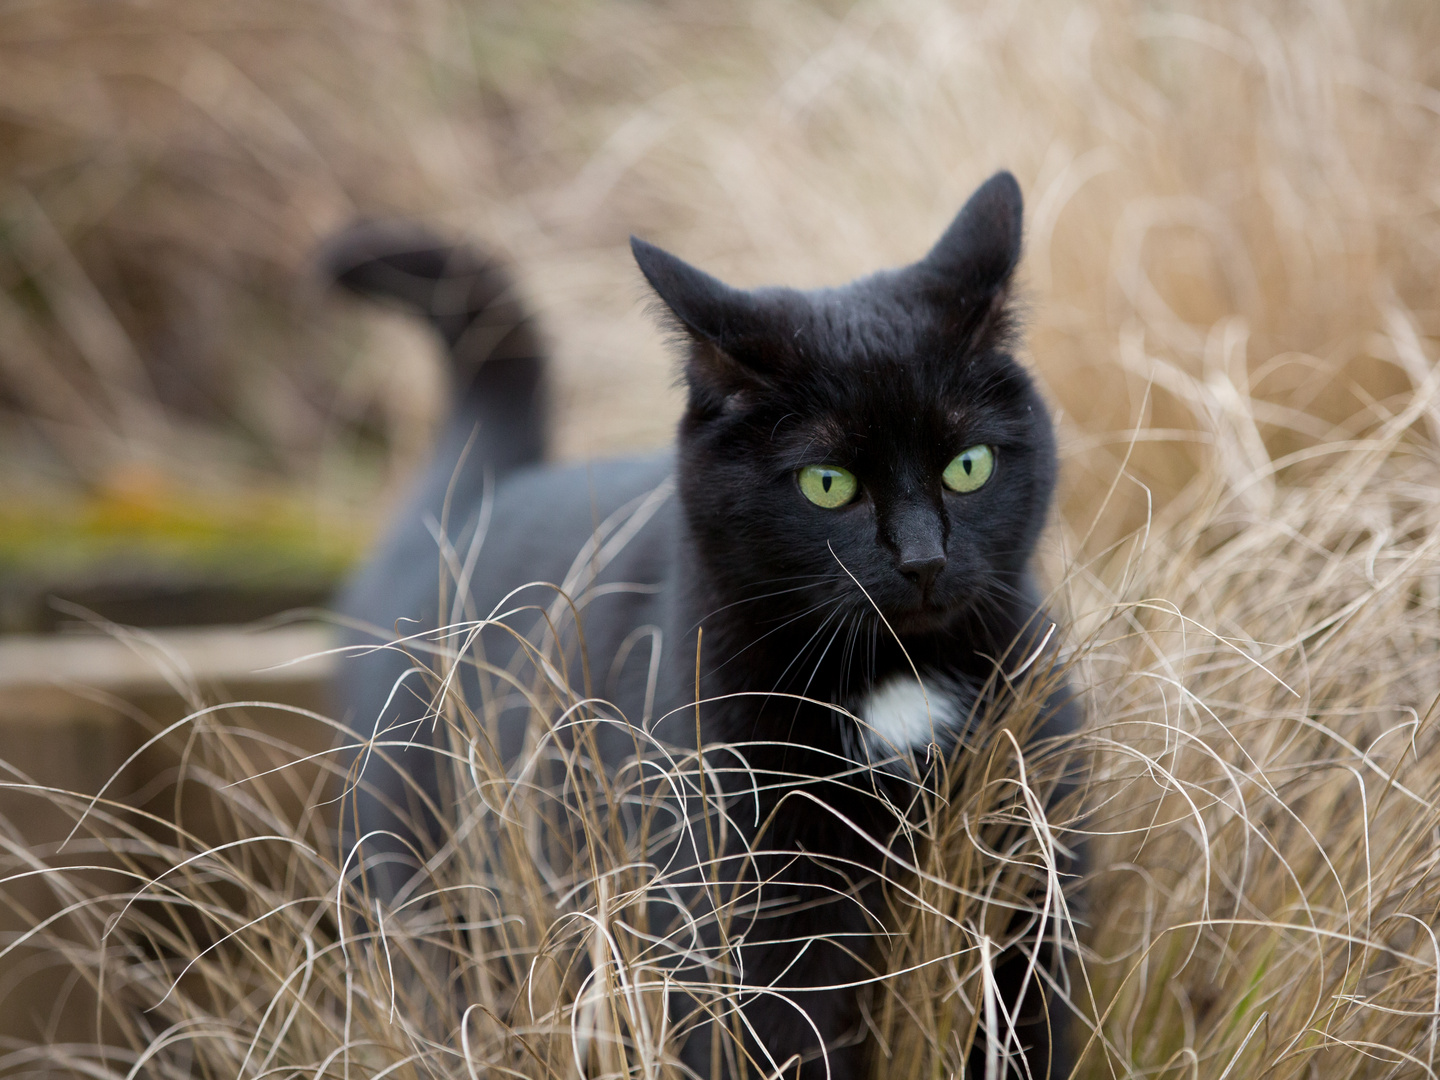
897;549;946;592
891;502;948;592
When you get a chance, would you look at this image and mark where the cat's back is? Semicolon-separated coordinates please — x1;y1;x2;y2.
460;450;680;640
338;446;684;749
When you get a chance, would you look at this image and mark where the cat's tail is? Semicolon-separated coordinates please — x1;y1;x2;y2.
318;220;547;476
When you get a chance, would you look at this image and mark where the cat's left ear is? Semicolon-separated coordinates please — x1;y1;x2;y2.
919;170;1024;299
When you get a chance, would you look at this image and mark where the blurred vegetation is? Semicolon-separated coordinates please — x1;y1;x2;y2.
4;0;1439;628
0;469;362;631
0;0;677;624
0;0;466;620
1;0;1439;1076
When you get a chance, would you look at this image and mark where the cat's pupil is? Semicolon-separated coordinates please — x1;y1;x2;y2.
822;475;833;492
962;458;973;474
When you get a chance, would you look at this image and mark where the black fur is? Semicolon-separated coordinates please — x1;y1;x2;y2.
330;172;1076;1079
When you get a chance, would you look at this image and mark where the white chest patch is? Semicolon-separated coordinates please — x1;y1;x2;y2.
854;673;970;764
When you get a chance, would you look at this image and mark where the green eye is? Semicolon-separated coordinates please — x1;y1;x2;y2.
798;465;858;508
943;445;994;493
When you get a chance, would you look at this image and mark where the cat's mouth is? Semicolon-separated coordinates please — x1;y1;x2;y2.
887;599;957;635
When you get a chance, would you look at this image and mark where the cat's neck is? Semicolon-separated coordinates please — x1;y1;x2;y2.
683;559;1039;733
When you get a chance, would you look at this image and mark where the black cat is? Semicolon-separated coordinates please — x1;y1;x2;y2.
326;171;1077;1079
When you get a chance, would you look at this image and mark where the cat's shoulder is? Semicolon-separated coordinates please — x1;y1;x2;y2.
341;449;679;631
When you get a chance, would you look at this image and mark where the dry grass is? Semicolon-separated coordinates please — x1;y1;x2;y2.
1;0;1439;1076
1071;357;1440;1077
0;579;1084;1079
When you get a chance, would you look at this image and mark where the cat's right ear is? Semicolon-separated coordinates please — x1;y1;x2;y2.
631;237;774;405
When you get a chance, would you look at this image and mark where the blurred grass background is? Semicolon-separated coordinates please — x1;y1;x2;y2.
4;0;1433;633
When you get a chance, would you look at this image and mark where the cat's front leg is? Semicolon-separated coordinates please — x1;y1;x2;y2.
672;863;877;1080
732;879;878;1080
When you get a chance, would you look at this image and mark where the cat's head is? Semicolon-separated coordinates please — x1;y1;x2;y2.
634;171;1056;637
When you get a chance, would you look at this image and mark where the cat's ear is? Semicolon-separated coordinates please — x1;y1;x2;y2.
631;238;774;352
920;170;1024;297
632;237;775;404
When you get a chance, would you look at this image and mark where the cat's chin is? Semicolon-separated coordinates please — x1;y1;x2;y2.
887;603;958;637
